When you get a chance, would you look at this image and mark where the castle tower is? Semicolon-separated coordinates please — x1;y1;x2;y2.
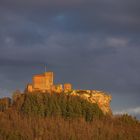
44;72;54;90
26;71;72;93
26;84;33;92
32;72;54;91
33;74;44;90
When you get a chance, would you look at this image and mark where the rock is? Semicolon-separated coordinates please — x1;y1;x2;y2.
70;90;112;115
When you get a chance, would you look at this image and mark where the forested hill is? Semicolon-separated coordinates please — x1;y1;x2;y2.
0;91;140;140
12;92;104;121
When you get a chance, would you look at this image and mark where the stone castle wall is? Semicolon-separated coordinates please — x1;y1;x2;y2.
26;72;72;93
32;72;53;91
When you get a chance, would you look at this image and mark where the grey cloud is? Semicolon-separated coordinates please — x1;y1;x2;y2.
1;0;140;34
0;0;140;116
0;32;139;94
114;106;140;119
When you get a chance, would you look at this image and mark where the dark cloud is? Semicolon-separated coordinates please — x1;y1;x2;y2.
0;0;140;115
1;0;140;34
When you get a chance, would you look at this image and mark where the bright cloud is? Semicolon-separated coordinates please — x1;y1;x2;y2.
114;107;140;115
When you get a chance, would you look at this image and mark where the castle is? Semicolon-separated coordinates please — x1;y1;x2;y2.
26;71;72;93
25;70;112;114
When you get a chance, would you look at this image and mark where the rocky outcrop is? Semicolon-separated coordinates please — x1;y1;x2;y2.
70;90;112;115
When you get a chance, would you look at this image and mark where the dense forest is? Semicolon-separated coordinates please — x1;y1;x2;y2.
0;91;140;140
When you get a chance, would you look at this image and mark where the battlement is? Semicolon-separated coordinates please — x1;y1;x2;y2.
64;83;72;92
26;71;72;93
51;84;63;93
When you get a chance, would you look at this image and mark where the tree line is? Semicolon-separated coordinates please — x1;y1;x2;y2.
13;92;104;121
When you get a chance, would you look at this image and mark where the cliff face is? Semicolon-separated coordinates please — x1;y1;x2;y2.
70;90;112;115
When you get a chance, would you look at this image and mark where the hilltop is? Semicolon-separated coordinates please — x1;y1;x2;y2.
0;71;140;140
24;71;112;115
0;70;112;119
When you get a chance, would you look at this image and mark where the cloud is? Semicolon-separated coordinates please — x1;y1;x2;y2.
1;0;140;34
0;0;140;113
114;107;140;117
106;37;129;48
0;32;140;95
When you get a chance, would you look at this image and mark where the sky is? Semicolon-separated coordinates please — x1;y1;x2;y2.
0;0;140;118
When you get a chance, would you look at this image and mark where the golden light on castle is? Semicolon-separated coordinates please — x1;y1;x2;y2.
24;69;112;115
26;71;72;93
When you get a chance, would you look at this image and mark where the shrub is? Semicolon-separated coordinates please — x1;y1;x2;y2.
20;92;104;121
